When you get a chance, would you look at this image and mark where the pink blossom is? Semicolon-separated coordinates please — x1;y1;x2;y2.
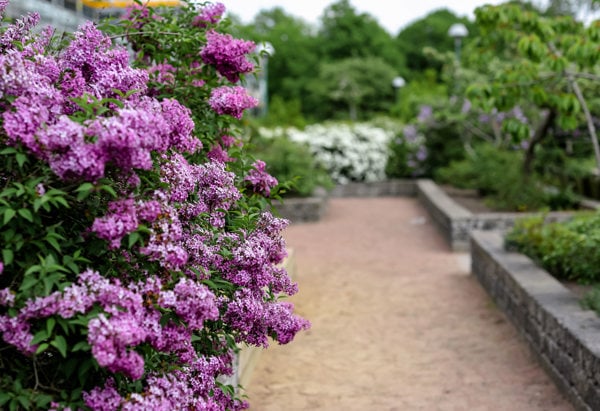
245;159;278;196
208;85;258;119
192;2;226;27
200;30;255;83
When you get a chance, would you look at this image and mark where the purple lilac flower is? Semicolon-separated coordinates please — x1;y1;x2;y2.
192;2;226;27
59;22;148;102
83;378;123;411
220;134;238;148
266;301;311;344
209;85;258;119
417;105;433;123
159;98;200;153
88;313;146;379
200;30;255;83
0;288;14;307
245;160;278;197
0;12;40;49
0;315;35;354
91;199;139;249
0;0;8;15
207;143;233;162
415;145;428;161
158;278;218;331
402;125;418;144
461;99;472;114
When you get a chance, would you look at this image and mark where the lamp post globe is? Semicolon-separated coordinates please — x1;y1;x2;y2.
448;23;468;61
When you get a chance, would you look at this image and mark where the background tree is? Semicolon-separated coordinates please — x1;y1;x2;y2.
467;3;600;174
395;9;475;80
309;57;397;120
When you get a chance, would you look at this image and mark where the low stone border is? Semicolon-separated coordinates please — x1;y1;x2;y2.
471;231;600;411
273;180;417;223
417;179;586;251
272;196;329;224
331;179;416;198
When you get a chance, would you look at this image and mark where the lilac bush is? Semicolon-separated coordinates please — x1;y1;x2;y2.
0;1;308;410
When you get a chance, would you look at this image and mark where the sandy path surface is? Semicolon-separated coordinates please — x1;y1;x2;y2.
245;197;572;411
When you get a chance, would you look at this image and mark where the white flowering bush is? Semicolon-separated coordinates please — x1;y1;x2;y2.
284;123;392;184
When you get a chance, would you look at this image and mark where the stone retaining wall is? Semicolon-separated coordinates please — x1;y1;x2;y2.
417;179;580;251
471;231;600;411
331;179;416;198
273;196;329;224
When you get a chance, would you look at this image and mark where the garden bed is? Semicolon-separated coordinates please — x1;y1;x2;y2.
471;231;600;411
417;179;597;251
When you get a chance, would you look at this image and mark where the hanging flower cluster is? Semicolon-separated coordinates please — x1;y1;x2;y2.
0;1;308;410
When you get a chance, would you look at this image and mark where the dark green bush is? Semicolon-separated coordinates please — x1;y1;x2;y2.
436;143;579;211
249;134;334;197
505;212;600;283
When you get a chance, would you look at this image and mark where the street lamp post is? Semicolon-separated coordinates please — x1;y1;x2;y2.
448;23;468;62
256;41;275;117
392;76;406;104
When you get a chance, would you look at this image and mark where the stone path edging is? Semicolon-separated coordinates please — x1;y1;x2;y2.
471;230;600;411
417;179;580;251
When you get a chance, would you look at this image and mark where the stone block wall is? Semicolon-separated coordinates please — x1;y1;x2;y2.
417;179;581;251
471;231;600;411
330;180;416;198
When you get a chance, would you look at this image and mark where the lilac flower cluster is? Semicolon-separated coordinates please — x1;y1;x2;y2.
1;23;199;182
245;160;278;197
192;2;226;27
209;85;258;119
200;30;255;83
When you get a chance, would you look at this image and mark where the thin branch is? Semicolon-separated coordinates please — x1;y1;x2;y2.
549;42;600;170
566;71;600;82
108;31;181;40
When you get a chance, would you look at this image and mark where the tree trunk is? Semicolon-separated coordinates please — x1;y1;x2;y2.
523;108;556;177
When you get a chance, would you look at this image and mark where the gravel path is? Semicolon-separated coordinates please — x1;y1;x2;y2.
245;197;573;411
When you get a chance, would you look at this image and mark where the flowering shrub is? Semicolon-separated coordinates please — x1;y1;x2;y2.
0;2;308;410
385;122;429;178
283;123;392;184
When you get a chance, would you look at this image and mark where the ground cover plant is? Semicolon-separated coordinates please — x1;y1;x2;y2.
0;1;309;409
506;213;600;284
506;212;600;315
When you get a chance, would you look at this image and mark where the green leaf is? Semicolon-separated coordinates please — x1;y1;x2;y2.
99;184;117;198
19;275;38;292
0;147;17;155
46;317;56;336
72;340;91;352
15;153;27;168
46;236;61;252
35;343;49;355
76;182;95;201
3;208;15;225
2;249;13;265
128;232;140;248
0;392;11;406
51;335;68;358
31;330;49;345
35;394;53;408
17;208;33;222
